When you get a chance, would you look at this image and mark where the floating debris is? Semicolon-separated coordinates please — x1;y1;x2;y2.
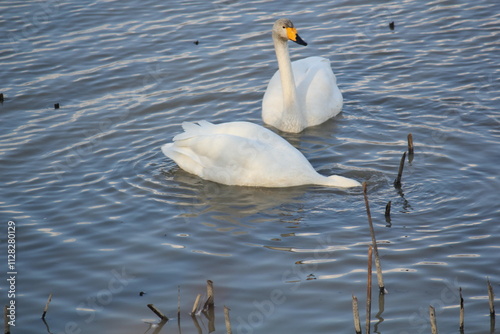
54;103;60;109
389;21;395;30
194;40;199;45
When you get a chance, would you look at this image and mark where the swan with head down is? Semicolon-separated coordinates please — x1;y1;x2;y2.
262;18;343;133
161;121;360;188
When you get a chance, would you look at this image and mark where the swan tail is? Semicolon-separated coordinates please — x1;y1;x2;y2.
174;121;215;141
161;142;204;176
161;143;174;158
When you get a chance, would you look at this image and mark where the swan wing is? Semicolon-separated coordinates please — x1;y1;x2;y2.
262;57;343;130
262;71;285;126
293;57;343;126
162;121;320;187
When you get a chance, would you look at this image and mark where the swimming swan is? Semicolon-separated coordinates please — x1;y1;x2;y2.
262;18;343;133
161;121;360;188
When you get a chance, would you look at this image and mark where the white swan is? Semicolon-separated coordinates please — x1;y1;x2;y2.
262;18;343;133
161;121;360;188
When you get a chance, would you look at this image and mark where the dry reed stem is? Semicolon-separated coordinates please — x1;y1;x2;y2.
459;287;464;332
224;306;232;334
384;201;391;218
4;305;10;334
191;294;202;315
177;285;181;327
352;295;362;334
204;280;214;308
394;152;406;188
41;293;53;319
147;304;168;321
366;245;373;334
429;305;438;334
407;133;414;155
488;278;495;316
362;182;385;294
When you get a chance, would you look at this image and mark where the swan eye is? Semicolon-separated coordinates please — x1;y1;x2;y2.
282;26;285;29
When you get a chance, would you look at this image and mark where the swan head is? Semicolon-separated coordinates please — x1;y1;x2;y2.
324;175;362;188
272;18;307;46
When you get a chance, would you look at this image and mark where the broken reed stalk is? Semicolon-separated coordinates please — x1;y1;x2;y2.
362;182;385;294
384;201;392;226
459;287;464;332
224;306;233;334
429;305;438;334
384;201;391;218
394;151;406;188
4;305;9;334
366;245;373;334
352;295;362;334
147;304;168;321
488;278;495;317
407;133;414;155
41;293;53;319
191;294;202;315
177;285;181;326
206;280;214;306
204;280;214;308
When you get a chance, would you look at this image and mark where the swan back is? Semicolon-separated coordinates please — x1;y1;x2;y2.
162;121;317;187
161;121;359;188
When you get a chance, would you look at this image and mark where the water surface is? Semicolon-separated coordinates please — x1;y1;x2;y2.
1;0;499;333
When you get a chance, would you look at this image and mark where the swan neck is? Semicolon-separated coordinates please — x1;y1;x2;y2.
273;34;300;116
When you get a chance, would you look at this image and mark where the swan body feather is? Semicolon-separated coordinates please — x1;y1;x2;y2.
262;19;343;133
161;121;360;188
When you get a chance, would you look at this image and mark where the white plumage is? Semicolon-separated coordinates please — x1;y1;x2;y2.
262;18;343;133
161;121;360;188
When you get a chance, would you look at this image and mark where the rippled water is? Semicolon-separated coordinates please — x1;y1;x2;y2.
1;0;499;333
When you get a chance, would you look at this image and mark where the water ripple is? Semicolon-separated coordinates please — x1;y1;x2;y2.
1;0;499;333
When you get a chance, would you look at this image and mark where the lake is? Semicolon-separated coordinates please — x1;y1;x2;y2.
0;0;499;333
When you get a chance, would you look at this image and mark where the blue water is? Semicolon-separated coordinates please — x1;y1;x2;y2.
1;0;499;333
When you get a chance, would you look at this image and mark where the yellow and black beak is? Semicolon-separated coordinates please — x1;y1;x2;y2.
286;27;307;46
